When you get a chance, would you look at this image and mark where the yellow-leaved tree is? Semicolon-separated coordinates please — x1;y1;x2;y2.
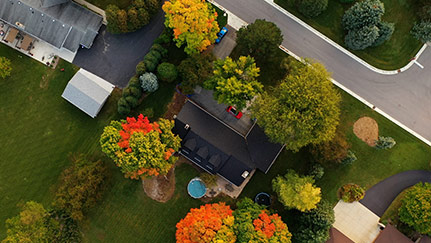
272;170;321;212
162;0;219;55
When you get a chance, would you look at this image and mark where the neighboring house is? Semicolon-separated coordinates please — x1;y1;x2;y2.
0;0;102;53
62;68;114;118
173;100;284;187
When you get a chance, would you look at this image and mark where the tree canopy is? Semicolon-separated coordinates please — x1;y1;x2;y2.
233;198;292;243
0;57;12;79
162;0;219;55
176;203;236;243
178;52;215;95
251;60;340;151
204;56;262;110
3;202;57;242
100;114;181;179
293;201;335;243
342;0;394;50
236;19;283;63
296;0;328;18
272;170;321;212
399;182;431;235
53;155;107;221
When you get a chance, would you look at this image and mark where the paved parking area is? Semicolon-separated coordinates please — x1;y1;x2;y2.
73;9;165;88
212;25;237;59
333;200;381;243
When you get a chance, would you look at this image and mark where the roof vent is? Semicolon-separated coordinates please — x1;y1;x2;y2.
241;171;249;178
15;22;25;29
184;124;190;129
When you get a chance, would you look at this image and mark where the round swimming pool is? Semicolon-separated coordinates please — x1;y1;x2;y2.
187;178;207;199
255;192;271;206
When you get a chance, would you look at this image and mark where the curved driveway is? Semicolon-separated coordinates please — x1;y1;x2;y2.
214;0;431;143
360;170;431;217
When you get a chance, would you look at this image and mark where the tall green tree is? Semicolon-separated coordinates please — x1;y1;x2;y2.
399;182;431;235
0;57;12;79
204;56;262;110
3;202;57;243
178;52;215;94
53;155;107;221
236;19;283;63
411;21;431;43
251;60;341;151
294;201;335;243
272;170;321;212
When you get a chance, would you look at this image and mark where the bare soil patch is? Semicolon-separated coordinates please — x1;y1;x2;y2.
353;117;379;146
142;166;176;203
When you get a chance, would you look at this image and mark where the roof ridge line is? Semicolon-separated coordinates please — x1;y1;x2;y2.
186;99;246;138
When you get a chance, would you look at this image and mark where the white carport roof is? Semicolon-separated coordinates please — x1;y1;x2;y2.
62;68;114;118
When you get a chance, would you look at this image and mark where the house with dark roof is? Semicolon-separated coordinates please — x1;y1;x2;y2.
0;0;103;53
173;100;284;187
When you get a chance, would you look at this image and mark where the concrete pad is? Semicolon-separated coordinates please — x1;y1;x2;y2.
333;200;381;243
213;25;237;59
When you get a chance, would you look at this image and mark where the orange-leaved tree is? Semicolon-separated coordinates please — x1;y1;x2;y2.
162;0;219;55
176;203;236;243
100;114;181;179
234;198;292;242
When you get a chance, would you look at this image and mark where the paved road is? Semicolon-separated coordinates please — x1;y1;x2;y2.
360;170;431;217
73;8;165;88
215;0;431;143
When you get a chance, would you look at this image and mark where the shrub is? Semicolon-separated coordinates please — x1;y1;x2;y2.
154;29;172;45
128;76;141;88
341;150;357;165
372;21;395;47
49;210;81;243
338;184;365;203
144;52;160;64
136;61;147;76
146;0;160;15
140;72;159;92
200;173;218;187
345;25;379;50
411;21;431;43
375;136;396;149
309;164;325;180
296;0;328;18
118;104;131;116
118;97;130;108
311;131;350;164
151;44;168;57
340;0;355;3
125;96;140;107
53;155;107;221
294;201;334;243
399;182;431;235
144;59;157;72
148;49;162;62
128;86;143;99
157;62;178;83
142;107;154;118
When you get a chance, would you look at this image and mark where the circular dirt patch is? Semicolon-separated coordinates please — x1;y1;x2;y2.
142;166;176;203
353;117;378;146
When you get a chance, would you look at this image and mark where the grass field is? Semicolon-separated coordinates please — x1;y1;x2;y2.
275;0;422;70
0;44;122;238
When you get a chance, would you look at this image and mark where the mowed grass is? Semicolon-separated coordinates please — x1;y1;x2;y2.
0;44;121;238
275;0;422;70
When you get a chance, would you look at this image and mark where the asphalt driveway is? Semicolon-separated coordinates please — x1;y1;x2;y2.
73;9;165;88
360;170;431;217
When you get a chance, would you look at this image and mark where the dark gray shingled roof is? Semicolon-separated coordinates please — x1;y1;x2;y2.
174;101;283;186
0;0;102;52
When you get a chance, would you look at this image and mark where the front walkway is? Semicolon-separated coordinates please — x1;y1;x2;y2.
333;200;381;243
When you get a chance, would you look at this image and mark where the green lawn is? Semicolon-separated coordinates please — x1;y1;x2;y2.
0;44;120;238
275;0;422;70
85;0;131;9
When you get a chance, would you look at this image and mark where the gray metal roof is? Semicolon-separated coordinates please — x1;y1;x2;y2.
62;69;114;118
0;0;102;52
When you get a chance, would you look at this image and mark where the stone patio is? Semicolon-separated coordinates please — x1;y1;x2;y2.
204;169;255;199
